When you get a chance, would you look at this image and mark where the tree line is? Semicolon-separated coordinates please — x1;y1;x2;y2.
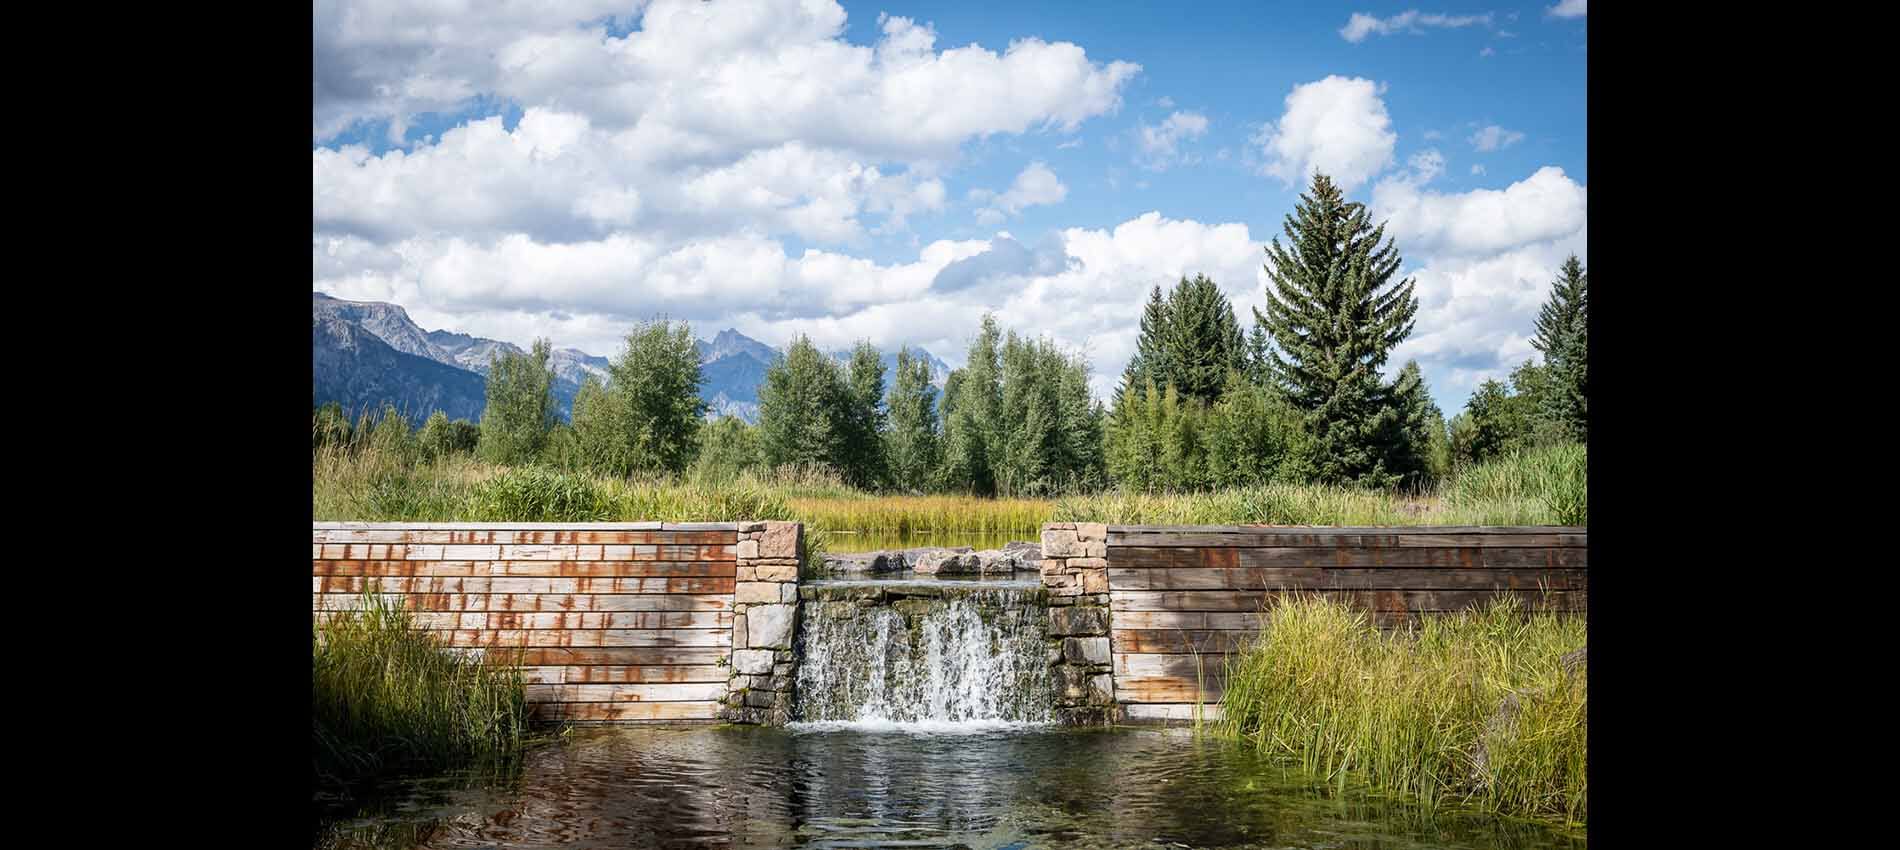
315;172;1587;495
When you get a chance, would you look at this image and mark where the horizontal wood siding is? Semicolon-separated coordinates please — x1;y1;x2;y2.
1105;525;1585;722
314;522;739;723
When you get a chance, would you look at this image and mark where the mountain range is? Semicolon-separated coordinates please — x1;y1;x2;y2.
312;292;950;426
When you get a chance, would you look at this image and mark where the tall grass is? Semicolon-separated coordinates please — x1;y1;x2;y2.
313;589;537;791
1217;594;1587;825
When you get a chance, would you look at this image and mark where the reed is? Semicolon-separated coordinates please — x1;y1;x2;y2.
1216;594;1586;825
312;588;540;791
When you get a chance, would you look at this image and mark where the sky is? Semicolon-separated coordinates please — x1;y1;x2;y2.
312;0;1587;415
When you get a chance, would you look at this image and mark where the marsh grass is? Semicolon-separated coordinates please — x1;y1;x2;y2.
1217;594;1586;825
313;588;544;791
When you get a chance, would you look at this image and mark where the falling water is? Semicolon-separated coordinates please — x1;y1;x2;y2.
793;582;1054;727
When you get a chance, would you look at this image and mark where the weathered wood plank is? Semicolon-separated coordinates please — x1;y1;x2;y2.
523;683;730;703
1103;567;1585;592
313;576;735;595
1116;676;1228;704
1110;530;1585;548
1111;629;1259;654
1115;653;1237;678
1121;703;1225;723
427;629;732;648
1109;611;1208;629
528;701;720;721
313;592;732;613
448;648;729;667
314;529;735;545
518;665;730;685
313;560;737;578
1481;547;1589;568
313;610;733;630
1106;524;1584;535
1113;546;1487;569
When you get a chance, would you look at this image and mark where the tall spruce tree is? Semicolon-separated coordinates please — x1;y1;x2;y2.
1123;285;1172;394
1255;173;1419;488
1532;255;1588;443
1160;274;1246;405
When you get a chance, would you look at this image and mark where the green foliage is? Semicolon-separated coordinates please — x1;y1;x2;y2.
691;415;764;480
314;401;354;449
1217;595;1587;824
1387;361;1445;489
1161;274;1247;404
939;314;1003;494
839;342;889;489
1532;255;1588;443
313;589;534;790
1203;372;1297;488
416;410;477;462
478;339;557;465
883;347;941;491
755;335;854;483
466;466;612;522
1446;442;1587;526
1255;172;1420;488
1124;275;1246;405
570;321;706;477
366;405;415;462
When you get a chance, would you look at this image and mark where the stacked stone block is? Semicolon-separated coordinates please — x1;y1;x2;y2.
1039;522;1120;725
721;521;803;725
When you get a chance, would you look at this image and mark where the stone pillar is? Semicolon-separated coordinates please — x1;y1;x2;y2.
722;520;802;725
1039;522;1119;725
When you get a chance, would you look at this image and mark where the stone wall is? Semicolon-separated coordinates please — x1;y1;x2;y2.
1038;522;1120;725
721;521;804;725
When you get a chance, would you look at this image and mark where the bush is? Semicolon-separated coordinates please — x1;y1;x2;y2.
466;466;612;522
313;589;533;789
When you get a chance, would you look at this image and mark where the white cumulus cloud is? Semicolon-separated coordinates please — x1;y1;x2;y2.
1254;76;1397;192
1136;111;1210;170
1548;0;1587;18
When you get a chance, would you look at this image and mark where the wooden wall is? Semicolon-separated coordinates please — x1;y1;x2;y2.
313;522;738;723
1105;525;1587;724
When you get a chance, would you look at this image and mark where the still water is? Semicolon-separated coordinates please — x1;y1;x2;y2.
818;529;1034;554
315;726;1584;850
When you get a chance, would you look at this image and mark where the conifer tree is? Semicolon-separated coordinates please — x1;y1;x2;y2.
1532;255;1588;443
1161;274;1246;405
1123;285;1172;393
1255;173;1420;488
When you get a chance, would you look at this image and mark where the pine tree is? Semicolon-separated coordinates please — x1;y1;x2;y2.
1161;274;1246;405
1386;361;1443;489
1532;255;1588;443
1123;285;1172;394
1255;173;1420;488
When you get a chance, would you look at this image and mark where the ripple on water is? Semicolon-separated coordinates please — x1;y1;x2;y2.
315;726;1586;850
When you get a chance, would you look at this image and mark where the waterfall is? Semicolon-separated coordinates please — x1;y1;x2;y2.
793;582;1054;728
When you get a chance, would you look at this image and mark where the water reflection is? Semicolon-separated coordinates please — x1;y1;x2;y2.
317;726;1584;850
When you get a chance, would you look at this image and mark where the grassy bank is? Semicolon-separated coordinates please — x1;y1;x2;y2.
313;590;542;793
314;442;1584;538
1217;595;1587;826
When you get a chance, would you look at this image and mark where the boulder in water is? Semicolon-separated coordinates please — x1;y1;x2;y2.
914;544;1042;575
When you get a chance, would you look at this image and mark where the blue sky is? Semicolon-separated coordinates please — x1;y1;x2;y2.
314;0;1587;415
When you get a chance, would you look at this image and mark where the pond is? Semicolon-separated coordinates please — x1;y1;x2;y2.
817;529;1036;554
314;725;1584;849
